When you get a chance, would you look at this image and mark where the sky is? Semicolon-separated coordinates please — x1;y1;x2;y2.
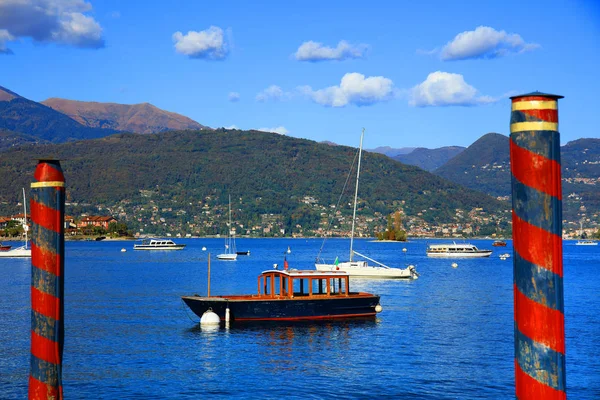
1;0;599;149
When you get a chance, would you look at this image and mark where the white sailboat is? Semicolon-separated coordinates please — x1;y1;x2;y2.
0;188;32;258
315;129;418;279
217;195;238;260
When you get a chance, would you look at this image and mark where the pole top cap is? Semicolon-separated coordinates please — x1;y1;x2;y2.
510;91;564;101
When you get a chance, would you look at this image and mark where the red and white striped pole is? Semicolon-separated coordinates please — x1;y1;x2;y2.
509;92;566;399
29;159;65;400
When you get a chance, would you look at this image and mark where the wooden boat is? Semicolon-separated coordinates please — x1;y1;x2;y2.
0;243;12;251
182;268;382;322
492;240;507;247
133;238;185;250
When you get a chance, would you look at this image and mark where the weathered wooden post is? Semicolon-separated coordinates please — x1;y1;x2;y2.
510;92;566;399
29;160;65;400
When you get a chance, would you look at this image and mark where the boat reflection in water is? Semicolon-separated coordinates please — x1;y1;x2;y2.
182;268;382;323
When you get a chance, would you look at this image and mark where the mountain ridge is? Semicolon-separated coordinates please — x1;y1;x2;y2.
42;98;209;134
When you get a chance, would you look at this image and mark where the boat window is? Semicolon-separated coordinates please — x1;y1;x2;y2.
263;275;271;296
311;278;326;296
330;278;346;295
292;278;308;297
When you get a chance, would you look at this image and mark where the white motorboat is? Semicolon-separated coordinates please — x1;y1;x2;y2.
0;188;31;258
217;195;237;261
315;129;418;280
576;240;598;246
133;238;186;250
426;242;492;258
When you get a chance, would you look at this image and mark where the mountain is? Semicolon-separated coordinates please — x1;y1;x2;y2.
393;146;466;171
434;133;509;196
0;86;118;143
42;98;209;134
0;129;507;234
433;133;600;222
368;146;416;157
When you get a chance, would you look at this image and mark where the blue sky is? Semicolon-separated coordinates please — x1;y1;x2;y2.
1;0;599;148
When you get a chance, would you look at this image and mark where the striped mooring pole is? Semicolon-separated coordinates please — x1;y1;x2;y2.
29;160;65;400
510;92;566;399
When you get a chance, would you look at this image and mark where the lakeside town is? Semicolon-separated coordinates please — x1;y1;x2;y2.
2;193;598;241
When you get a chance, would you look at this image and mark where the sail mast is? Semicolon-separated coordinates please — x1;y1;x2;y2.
349;128;364;262
22;187;28;249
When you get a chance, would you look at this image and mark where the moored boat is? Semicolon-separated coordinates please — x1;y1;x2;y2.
182;268;382;322
217;195;238;260
133;238;186;250
0;243;12;251
576;239;598;246
426;242;492;258
492;240;507;247
315;129;418;280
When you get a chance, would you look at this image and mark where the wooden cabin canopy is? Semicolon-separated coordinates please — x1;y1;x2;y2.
257;270;350;299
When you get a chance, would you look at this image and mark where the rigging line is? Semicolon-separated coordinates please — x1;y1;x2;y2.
316;146;360;260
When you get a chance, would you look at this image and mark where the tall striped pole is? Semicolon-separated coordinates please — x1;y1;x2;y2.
510;92;566;399
29;159;65;400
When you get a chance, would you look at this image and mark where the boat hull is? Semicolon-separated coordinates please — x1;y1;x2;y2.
133;245;186;250
315;263;417;279
426;251;492;258
182;295;380;322
0;247;31;257
217;253;238;260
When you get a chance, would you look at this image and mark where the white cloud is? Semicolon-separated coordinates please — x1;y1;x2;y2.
256;126;288;135
300;72;394;107
440;26;539;61
0;29;14;54
0;0;104;52
173;26;228;60
228;92;240;102
295;40;368;62
409;71;496;107
256;85;288;102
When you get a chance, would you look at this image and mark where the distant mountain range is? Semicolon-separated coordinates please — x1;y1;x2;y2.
368;146;416;157
393;146;465;172
390;132;599;223
42;98;209;134
0;85;209;145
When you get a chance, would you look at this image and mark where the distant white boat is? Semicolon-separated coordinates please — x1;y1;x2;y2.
575;220;597;246
426;242;492;258
315;129;418;280
217;195;237;261
0;188;31;258
133;238;185;250
576;240;598;246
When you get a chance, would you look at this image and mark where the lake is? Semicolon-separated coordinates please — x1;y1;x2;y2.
1;238;599;399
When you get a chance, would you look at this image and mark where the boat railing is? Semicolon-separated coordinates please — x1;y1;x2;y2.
352;251;391;269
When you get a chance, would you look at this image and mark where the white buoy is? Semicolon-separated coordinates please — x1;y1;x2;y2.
451;262;458;268
402;248;407;253
200;308;220;326
202;246;207;251
375;304;383;313
121;248;126;252
225;307;230;323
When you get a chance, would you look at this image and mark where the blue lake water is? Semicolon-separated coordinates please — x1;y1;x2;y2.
1;238;599;399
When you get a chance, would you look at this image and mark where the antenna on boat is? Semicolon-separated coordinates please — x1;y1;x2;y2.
349;128;364;262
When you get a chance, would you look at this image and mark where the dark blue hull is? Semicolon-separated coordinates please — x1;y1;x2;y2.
181;295;380;322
